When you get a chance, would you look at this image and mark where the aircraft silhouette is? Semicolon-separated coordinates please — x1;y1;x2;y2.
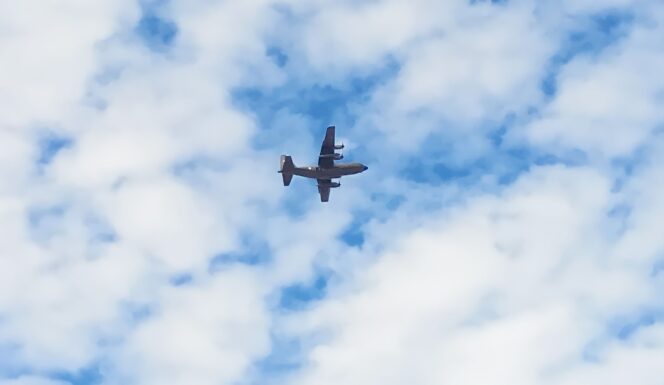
279;126;368;202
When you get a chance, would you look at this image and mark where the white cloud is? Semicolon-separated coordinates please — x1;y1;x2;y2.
0;0;282;379
555;323;664;385
1;376;69;385
0;0;138;128
523;7;664;157
0;240;148;370
289;0;461;77
110;268;271;385
1;0;662;384
343;1;558;158
388;3;551;120
610;139;664;266
287;165;663;385
99;176;232;272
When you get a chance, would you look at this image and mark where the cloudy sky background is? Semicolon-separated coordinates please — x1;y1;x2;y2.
1;0;663;384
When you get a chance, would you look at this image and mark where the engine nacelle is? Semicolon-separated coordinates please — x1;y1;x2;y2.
320;153;343;160
334;144;344;150
319;181;341;188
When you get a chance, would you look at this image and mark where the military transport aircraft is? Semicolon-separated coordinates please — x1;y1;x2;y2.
279;125;368;202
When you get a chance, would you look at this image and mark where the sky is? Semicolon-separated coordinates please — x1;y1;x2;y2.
1;0;663;384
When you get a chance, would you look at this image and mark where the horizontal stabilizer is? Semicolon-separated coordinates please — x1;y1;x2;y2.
280;155;295;186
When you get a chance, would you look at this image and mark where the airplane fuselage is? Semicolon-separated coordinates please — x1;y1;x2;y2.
292;163;368;179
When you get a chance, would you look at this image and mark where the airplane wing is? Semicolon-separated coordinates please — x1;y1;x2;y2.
318;125;335;168
317;179;331;202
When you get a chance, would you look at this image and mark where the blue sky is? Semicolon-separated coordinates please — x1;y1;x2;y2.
1;1;663;384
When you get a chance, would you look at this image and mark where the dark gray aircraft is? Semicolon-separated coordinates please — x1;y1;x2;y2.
279;126;368;202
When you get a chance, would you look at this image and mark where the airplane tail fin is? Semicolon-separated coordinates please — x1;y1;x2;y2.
279;155;295;186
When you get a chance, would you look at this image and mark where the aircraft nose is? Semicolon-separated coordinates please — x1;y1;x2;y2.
363;165;369;171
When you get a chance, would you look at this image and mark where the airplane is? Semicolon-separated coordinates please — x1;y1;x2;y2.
279;125;368;202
